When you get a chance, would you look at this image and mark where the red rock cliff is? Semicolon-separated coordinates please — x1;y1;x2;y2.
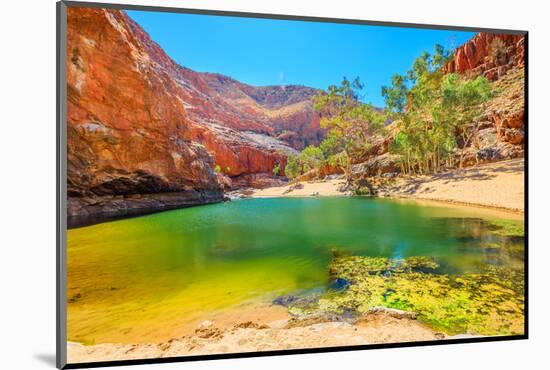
66;7;318;221
442;32;525;81
442;32;526;152
439;32;526;165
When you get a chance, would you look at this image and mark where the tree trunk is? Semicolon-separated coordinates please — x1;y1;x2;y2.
345;152;353;184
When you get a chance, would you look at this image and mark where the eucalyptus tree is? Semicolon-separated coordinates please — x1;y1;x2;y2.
441;74;492;167
381;44;489;174
312;77;384;181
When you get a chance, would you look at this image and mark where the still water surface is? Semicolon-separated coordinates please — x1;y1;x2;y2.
67;197;524;344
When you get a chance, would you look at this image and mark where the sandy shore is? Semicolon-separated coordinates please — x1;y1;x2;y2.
380;158;524;212
67;310;446;364
252;178;348;197
251;158;524;213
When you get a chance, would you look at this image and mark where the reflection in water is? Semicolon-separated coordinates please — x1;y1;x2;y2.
67;197;524;344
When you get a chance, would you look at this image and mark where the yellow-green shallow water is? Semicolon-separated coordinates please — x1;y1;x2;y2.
67;197;524;344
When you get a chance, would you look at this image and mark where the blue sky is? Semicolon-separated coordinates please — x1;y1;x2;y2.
127;11;475;107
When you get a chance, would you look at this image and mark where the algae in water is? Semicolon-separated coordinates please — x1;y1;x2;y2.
284;255;524;336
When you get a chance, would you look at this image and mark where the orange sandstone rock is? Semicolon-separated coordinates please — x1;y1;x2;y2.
66;8;319;219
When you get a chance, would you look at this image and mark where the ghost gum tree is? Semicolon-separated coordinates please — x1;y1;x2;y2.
285;44;491;181
382;44;492;174
311;77;385;182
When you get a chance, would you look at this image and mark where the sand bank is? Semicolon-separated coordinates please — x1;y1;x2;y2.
252;178;348;198
251;158;524;213
67;310;445;364
380;158;524;212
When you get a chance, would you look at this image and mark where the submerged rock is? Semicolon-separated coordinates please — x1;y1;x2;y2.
366;306;418;320
272;291;321;309
272;295;298;307
284;312;355;329
328;278;350;291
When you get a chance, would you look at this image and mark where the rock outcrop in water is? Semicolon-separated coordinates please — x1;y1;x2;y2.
66;8;321;222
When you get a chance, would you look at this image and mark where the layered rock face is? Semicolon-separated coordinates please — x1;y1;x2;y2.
199;74;323;150
67;8;223;222
461;67;525;166
66;8;318;222
442;33;526;166
442;33;525;81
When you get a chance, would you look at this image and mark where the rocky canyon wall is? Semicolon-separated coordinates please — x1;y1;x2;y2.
442;32;526;165
442;32;525;81
66;7;320;223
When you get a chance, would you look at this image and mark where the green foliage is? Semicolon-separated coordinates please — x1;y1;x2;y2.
272;163;281;176
283;146;325;179
383;44;493;173
441;74;492;166
319;130;343;158
312;77;385;180
326;153;347;170
214;165;221;173
318;131;349;175
432;43;451;69
291;41;493;178
285;155;300;179
441;74;492;116
381;74;408;115
299;146;324;172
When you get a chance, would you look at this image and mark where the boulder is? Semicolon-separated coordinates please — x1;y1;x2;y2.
351;153;401;178
230;173;288;189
